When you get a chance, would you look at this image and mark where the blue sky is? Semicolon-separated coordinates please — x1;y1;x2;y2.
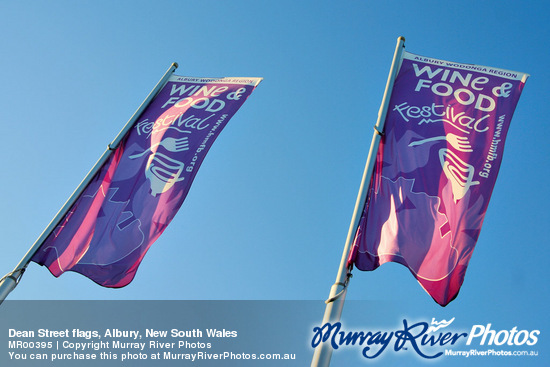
0;1;548;366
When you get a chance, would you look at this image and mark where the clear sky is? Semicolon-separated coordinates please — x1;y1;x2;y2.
0;1;548;366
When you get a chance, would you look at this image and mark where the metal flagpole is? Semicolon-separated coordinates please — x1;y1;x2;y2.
311;37;405;367
0;62;179;305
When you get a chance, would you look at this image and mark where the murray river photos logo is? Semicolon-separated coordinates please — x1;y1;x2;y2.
311;318;540;360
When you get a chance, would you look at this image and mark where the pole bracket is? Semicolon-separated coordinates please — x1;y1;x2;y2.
0;267;26;286
325;271;353;304
374;126;384;136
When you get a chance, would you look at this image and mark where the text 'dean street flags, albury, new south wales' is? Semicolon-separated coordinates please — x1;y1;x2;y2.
31;75;261;287
347;52;528;306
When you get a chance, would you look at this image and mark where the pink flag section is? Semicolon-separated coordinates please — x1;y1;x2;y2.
31;75;261;287
347;52;528;306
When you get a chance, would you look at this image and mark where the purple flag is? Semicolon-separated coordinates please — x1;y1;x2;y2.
32;75;261;287
348;51;528;306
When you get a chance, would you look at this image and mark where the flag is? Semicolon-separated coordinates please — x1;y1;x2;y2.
31;75;262;287
347;51;528;306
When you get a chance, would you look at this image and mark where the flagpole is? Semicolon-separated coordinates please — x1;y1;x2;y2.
0;63;179;305
311;37;405;367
